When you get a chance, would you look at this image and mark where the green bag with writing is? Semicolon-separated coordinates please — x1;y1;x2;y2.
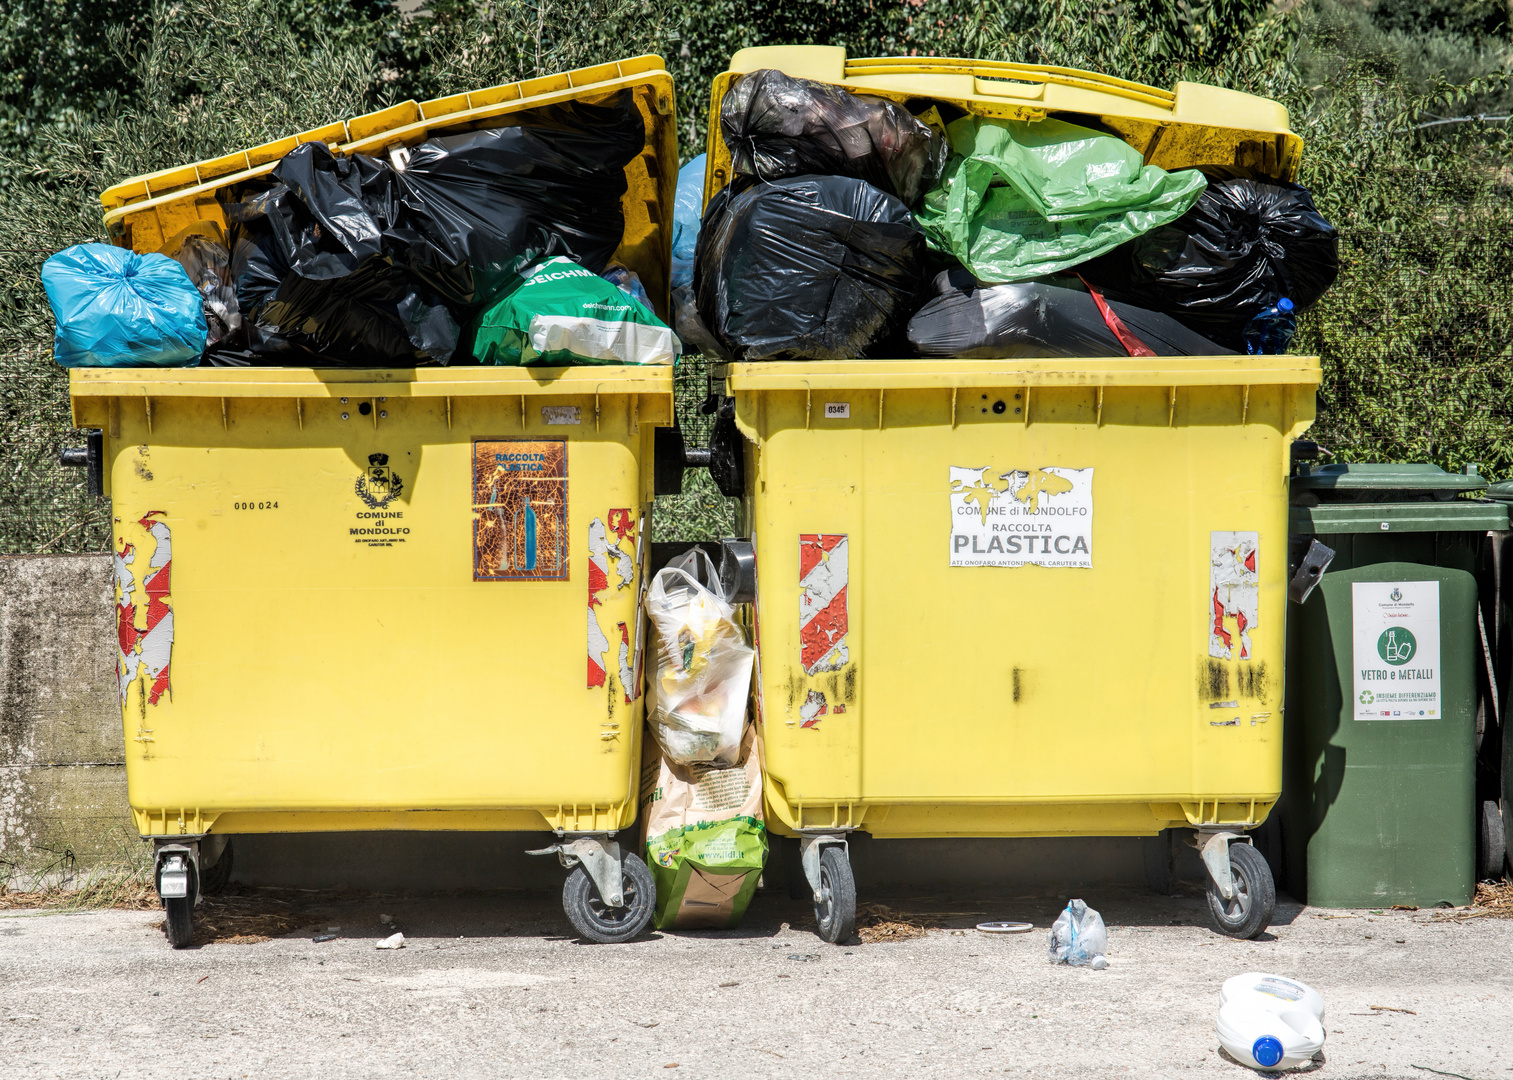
640;723;766;930
472;256;678;365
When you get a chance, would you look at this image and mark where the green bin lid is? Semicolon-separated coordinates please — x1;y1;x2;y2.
1291;463;1486;498
1290;501;1510;535
1484;479;1513;502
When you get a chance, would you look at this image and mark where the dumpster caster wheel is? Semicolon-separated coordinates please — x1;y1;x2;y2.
563;852;654;944
1205;842;1274;940
164;896;194;948
814;847;856;944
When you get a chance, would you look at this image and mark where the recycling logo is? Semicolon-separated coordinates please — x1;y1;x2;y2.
1359;690;1374;705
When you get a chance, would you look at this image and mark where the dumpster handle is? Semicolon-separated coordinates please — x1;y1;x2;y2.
1242;385;1250;425
1095;386;1104;427
142;391;153;435
878;389;885;431
296;398;304;430
950;387;957;429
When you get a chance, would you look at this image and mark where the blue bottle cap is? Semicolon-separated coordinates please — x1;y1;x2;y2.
1278;297;1295;313
1252;1035;1285;1068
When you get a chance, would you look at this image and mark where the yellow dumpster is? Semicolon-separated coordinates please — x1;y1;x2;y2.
702;47;1320;942
68;55;680;945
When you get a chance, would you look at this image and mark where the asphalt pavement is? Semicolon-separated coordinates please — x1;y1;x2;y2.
2;886;1509;1080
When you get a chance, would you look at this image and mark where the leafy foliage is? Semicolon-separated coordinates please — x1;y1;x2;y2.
0;0;1511;551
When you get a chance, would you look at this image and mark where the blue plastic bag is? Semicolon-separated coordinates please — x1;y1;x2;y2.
43;243;208;368
671;154;706;289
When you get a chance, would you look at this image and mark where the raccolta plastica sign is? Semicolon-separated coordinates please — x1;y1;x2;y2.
948;466;1093;568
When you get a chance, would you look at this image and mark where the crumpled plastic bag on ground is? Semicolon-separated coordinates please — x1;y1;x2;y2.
471;256;677;365
694;174;928;361
720;68;948;206
907;268;1231;358
646;548;754;766
1077;172;1339;349
43;243;207;368
1047;899;1109;968
916;115;1208;283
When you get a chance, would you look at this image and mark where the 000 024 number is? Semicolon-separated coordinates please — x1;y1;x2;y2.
232;501;279;510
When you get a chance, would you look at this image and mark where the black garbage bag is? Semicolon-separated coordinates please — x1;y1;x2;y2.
226;92;645;366
908;269;1233;358
1078;173;1338;349
389;92;645;312
694;175;929;361
721;68;948;206
230;148;458;366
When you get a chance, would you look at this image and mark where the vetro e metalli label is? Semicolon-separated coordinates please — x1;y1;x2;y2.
948;466;1093;568
1352;580;1440;720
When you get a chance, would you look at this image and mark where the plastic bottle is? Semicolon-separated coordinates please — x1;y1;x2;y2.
1243;297;1296;355
1215;972;1325;1071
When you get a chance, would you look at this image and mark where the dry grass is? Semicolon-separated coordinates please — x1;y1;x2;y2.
854;903;990;943
0;866;157;912
163;892;308;945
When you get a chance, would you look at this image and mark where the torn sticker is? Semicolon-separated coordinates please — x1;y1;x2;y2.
116;512;174;709
472;439;567;581
1209;531;1259;661
948;466;1093;568
799;534;849;674
799;689;829;729
588;511;636;690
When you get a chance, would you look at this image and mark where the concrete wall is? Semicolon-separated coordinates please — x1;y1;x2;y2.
0;553;1185;896
0;554;138;884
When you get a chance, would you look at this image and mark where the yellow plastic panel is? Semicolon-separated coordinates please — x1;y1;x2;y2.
704;46;1301;205
94;366;669;836
734;358;1316;840
98;56;679;314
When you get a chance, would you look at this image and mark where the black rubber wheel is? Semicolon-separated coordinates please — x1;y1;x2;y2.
813;846;856;944
1478;799;1506;880
164;896;194;948
1206;842;1275;940
562;852;655;944
199;838;234;896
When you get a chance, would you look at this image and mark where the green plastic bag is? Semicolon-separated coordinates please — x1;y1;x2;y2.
916;116;1207;283
471;256;678;365
641;724;767;930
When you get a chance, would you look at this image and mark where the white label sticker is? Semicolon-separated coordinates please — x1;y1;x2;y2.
1352;580;1441;720
541;406;581;426
824;402;850;419
948;466;1093;568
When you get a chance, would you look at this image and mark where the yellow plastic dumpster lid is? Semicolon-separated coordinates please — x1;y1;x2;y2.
703;45;1301;205
97;54;678;314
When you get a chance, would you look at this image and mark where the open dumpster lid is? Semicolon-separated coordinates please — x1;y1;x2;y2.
96;55;679;317
702;45;1302;205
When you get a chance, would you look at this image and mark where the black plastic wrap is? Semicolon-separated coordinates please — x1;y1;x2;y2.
228;149;457;366
224;92;644;366
694;175;929;361
720;68;948;206
389;93;644;311
907;269;1233;358
1078;174;1338;348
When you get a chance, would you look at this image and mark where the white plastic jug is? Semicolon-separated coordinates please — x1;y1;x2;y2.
1216;972;1325;1071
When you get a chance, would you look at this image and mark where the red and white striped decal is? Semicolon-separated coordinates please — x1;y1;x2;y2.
799;534;849;674
115;512;174;708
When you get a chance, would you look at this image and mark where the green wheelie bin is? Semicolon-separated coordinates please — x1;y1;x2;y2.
1283;463;1507;907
